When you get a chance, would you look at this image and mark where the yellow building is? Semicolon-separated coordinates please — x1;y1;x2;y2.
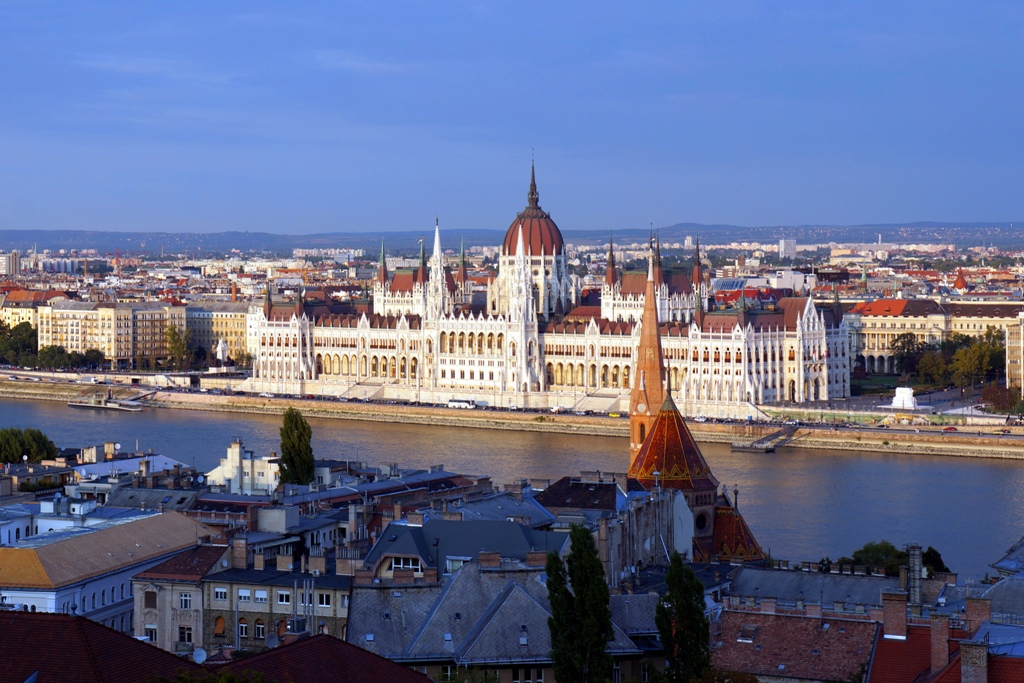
185;302;250;360
37;301;186;369
0;290;69;329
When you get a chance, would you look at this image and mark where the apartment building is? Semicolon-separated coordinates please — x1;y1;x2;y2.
186;301;250;361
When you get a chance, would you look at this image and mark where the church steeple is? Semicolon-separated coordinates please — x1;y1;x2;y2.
458;237;469;285
377;239;389;287
416;235;427;283
527;159;539;208
605;232;618;287
629;244;667;466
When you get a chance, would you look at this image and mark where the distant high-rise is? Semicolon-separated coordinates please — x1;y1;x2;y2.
0;251;20;276
778;239;797;260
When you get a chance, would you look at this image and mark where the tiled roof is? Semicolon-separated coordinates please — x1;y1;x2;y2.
869;624;959;683
134;544;229;583
730;567;899;607
619;271;693;296
713;610;877;681
533;477;622;512
0;511;211;588
628;396;719;493
219;633;432;683
710;505;764;563
0;612;202;682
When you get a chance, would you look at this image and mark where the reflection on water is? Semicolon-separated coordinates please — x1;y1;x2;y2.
3;397;1022;580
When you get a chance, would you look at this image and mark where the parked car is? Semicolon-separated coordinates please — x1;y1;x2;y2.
942;426;958;433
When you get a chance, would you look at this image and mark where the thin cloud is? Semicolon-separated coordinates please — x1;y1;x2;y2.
74;55;235;86
312;49;417;74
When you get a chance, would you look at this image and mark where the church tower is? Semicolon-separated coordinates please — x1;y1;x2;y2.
629;245;667;466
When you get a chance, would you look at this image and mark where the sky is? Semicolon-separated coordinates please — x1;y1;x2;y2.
0;2;1022;234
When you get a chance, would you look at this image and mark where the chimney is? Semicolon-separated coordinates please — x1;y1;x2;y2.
230;536;248;569
881;591;908;640
309;554;326;575
966;597;992;635
406;512;424;527
479;551;501;568
276;554;292;571
393;503;403;520
760;597;776;615
526;551;548;567
392;568;414;585
254;553;265;571
442;511;463;522
960;640;989;683
354;568;374;585
931;612;950;674
806;602;822;618
300;555;307;573
231;281;238;302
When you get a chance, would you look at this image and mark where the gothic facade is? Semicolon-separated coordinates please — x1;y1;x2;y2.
245;169;850;417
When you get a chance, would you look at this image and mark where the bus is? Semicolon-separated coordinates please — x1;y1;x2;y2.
447;399;477;410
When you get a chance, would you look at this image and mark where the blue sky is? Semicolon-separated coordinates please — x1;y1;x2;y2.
1;2;1022;234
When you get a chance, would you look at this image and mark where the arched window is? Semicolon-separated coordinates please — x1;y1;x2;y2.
214;616;226;636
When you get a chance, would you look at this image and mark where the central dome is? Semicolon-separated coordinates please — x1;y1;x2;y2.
502;164;564;257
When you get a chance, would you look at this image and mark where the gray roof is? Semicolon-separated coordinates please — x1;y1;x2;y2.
205;566;352;591
105;488;199;511
348;562;639;665
993;534;1024;576
974;622;1024;656
610;592;660;636
363;520;568;572
186;302;250;314
430;493;555;528
983;574;1024;621
729;567;900;608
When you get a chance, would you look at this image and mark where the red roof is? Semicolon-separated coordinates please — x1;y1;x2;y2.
628;396;719;493
502;165;564;257
709;504;764;562
932;651;1024;683
868;624;965;683
218;634;432;683
0;612;201;682
712;611;877;681
134;544;229;582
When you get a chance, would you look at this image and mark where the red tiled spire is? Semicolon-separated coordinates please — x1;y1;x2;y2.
629;248;666;466
628;395;719;493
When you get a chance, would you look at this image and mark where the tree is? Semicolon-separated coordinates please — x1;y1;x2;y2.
278;408;314;485
165;324;193;371
951;345;990;389
890;333;922;375
917;350;947;386
922;546;949;575
0;427;58;463
981;382;1018;412
656;551;711;683
546;525;613;683
851;540;907;577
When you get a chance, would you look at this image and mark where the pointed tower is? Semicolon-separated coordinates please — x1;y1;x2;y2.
377;240;389;287
605;233;618;287
691;237;705;327
427;219;449;319
458;237;469;286
629;247;667;465
263;282;273;318
653;235;664;288
416;236;427;283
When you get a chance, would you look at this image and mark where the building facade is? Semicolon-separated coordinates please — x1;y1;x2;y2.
245;169;850;417
37;301;187;368
186;302;250;361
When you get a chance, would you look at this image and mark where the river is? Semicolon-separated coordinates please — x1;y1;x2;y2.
2;397;1021;580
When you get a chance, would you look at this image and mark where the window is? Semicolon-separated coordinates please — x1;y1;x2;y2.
179;593;192;609
278;591;291;605
238;618;248;638
145;625;158;642
238;589;251;602
441;665;458;682
144;591;157;609
214;587;227;601
255;619;266;639
214;616;226;636
387;557;422;573
254;590;268;603
178;626;193;644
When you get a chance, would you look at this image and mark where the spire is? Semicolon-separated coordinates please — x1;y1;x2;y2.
433;218;442;261
629;241;667;467
377;239;389;286
263;282;273;318
417;236;427;282
654;234;664;287
458;236;469;285
527;158;539;209
605;232;618;287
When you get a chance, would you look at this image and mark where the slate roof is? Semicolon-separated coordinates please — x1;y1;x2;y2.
432;492;555;528
712;610;877;682
105;487;199;510
983;575;1024;621
729;567;900;608
218;633;432;683
532;477;624;513
349;562;640;665
992;535;1024;576
0;612;202;683
364;519;567;573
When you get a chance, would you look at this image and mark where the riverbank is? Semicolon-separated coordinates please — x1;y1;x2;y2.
2;379;1024;460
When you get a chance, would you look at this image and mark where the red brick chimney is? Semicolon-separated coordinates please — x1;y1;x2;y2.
760;597;777;615
882;591;908;639
526;551;548;567
960;640;988;683
966;597;992;635
930;612;950;674
479;551;500;568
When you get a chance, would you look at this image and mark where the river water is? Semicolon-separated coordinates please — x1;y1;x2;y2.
2;397;1021;580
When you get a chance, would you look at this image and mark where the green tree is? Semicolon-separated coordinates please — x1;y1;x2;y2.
165;324;193;371
0;427;58;463
656;551;711;683
851;540;907;577
278;408;314;485
0;321;38;366
891;333;922;375
951;344;990;389
922;546;949;575
917;350;947;385
83;348;106;368
547;525;613;683
37;345;69;369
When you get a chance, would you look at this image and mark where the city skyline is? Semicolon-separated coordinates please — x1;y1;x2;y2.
2;2;1023;234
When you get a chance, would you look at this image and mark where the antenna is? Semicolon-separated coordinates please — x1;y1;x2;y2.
192;648;207;664
114;443;122;451
266;632;280;648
